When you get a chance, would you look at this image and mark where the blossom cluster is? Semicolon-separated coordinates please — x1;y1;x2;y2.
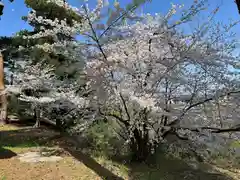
10;0;240;156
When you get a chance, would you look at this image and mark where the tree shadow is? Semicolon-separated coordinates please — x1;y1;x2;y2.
65;147;124;180
74;129;236;180
0;126;59;148
63;125;238;180
0;146;17;159
0;124;124;180
0;123;237;180
126;152;235;180
56;132;124;180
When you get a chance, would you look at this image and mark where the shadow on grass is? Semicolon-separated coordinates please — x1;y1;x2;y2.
0;146;17;159
66;147;124;180
0;126;58;149
0;124;124;180
127;152;235;180
68;132;236;180
0;123;238;180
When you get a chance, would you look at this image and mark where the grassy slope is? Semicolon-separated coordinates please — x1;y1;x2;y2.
0;124;239;180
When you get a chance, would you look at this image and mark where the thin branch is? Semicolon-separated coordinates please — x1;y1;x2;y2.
212;125;240;133
119;93;131;122
176;124;240;134
168;90;240;127
174;132;189;140
83;5;108;62
99;5;138;39
216;99;223;128
109;121;128;141
186;90;240;112
236;0;240;14
98;107;129;127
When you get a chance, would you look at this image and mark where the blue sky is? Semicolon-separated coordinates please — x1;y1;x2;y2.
0;0;240;37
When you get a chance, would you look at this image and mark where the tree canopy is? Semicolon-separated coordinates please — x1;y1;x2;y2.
0;0;239;165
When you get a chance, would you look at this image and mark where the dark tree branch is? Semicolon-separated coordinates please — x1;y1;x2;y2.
174;132;189;140
176;124;240;134
98;107;130;127
236;0;240;14
119;93;131;122
211;125;240;133
168;90;240;127
99;5;139;39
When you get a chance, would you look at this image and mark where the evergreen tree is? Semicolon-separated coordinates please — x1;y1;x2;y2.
19;0;84;80
0;0;14;17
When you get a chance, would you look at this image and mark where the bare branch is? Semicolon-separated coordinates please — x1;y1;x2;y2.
177;124;240;134
236;0;240;14
99;5;139;39
168;90;240;127
119;93;131;122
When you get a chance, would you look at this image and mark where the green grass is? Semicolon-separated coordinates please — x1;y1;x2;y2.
0;124;239;180
78;121;240;180
91;150;239;180
1;176;7;180
0;125;55;153
2;141;40;153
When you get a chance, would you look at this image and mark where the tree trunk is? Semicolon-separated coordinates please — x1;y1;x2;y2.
130;128;151;162
33;106;40;128
0;52;7;125
10;73;13;85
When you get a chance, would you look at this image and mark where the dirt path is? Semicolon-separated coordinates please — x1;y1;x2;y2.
0;156;99;180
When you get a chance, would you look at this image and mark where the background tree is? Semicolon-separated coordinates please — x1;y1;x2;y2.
0;50;7;124
0;0;14;17
236;0;240;14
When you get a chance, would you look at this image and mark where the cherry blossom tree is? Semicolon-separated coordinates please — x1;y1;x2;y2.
83;1;240;161
6;58;93;129
5;0;240;162
7;0;151;130
3;0;105;127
